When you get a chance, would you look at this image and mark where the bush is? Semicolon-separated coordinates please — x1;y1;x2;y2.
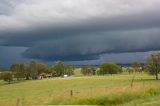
145;52;160;80
64;66;75;76
50;61;74;77
81;67;96;75
0;72;13;84
99;62;122;75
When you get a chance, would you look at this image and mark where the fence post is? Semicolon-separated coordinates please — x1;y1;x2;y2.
16;98;20;106
70;90;73;97
131;76;135;88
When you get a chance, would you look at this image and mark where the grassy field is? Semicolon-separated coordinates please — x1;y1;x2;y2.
0;73;160;106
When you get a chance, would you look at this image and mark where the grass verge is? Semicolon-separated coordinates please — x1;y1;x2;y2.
50;88;160;106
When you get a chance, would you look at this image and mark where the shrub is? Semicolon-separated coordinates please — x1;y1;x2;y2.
0;72;13;84
99;62;122;75
81;67;96;75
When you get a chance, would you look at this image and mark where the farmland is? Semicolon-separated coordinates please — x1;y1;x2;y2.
0;73;160;106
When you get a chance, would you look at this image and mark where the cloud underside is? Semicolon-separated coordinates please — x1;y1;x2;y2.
3;28;160;62
0;0;160;62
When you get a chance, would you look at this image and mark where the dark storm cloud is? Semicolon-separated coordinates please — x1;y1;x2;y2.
1;10;160;61
0;46;31;67
20;28;160;61
65;52;153;66
1;8;160;47
0;0;160;62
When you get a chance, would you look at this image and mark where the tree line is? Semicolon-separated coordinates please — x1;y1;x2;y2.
0;61;74;83
80;51;160;80
0;52;160;83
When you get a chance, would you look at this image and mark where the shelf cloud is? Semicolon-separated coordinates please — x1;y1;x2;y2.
0;0;160;66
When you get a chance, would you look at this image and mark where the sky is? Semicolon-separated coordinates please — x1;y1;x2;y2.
0;0;160;67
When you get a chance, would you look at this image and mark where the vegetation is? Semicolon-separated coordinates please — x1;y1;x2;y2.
81;66;96;75
57;88;160;105
64;65;75;76
10;61;49;80
145;52;160;80
0;72;13;83
131;61;141;72
99;62;122;75
8;60;75;81
50;61;74;77
0;52;159;81
0;74;160;106
50;61;65;77
0;52;160;105
10;64;26;80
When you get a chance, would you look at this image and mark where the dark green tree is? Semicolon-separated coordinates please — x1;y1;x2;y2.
145;52;160;80
10;64;26;80
37;63;48;75
99;62;122;75
29;61;38;79
0;72;13;84
51;61;65;77
23;64;31;80
64;66;74;76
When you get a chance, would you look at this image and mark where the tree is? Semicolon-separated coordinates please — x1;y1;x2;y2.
10;64;26;80
50;61;74;77
51;61;65;77
64;66;74;76
131;61;141;72
23;64;31;80
81;67;96;75
29;61;38;79
99;62;122;75
145;52;160;80
36;63;48;75
0;72;13;84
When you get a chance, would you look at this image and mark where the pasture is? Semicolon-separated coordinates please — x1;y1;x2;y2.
0;73;160;106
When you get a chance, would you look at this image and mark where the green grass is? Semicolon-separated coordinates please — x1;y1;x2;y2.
120;90;160;106
0;73;160;106
61;88;160;106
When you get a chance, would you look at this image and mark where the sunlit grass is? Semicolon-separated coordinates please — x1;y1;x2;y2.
50;88;160;105
0;73;159;106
